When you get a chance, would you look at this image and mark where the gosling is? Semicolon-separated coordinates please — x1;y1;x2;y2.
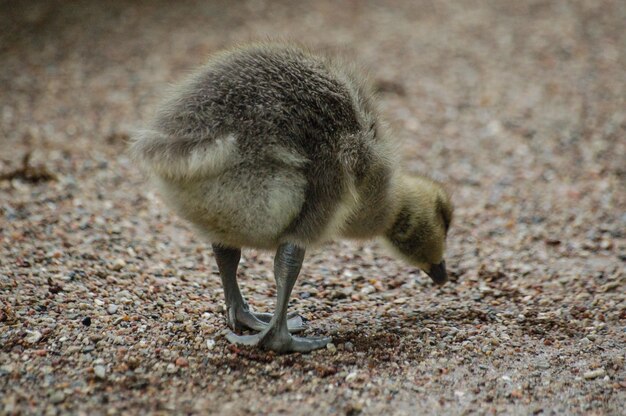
130;43;453;353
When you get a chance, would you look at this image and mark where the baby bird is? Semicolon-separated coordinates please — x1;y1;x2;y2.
131;43;453;353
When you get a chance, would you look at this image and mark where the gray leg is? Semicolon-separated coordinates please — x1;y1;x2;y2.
226;243;331;353
212;244;304;333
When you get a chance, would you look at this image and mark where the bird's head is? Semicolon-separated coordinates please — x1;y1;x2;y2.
384;175;453;285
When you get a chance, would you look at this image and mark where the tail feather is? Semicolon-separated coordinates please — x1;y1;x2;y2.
129;129;237;179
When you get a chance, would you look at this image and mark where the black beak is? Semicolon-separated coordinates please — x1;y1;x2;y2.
425;260;448;285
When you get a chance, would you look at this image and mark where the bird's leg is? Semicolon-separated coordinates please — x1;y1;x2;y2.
212;244;304;333
226;243;331;353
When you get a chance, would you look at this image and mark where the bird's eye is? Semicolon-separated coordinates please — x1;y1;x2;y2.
437;197;452;233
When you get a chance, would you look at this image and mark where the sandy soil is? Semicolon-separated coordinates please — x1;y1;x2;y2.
1;1;624;414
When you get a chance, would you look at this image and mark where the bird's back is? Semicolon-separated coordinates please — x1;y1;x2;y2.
132;43;394;248
155;44;370;158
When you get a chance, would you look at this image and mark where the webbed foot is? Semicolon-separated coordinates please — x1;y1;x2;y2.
227;305;305;333
226;327;331;353
218;242;327;353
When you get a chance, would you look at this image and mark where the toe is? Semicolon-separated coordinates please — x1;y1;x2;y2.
225;331;263;346
252;311;300;323
245;311;306;333
290;335;332;353
251;312;273;323
286;315;306;333
235;308;272;332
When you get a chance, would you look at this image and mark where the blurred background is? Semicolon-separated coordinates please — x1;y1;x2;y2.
3;0;623;174
2;0;624;257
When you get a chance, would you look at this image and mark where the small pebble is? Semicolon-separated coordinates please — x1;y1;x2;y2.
107;304;119;315
583;369;605;380
24;330;42;344
49;391;65;404
166;363;178;374
82;316;92;326
326;343;337;353
110;259;126;271
94;365;106;379
360;285;375;295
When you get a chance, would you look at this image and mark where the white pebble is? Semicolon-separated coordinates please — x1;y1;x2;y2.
110;259;126;271
25;330;42;344
360;285;375;295
94;365;106;379
583;368;605;380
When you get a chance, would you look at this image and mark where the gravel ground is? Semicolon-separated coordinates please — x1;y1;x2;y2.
1;1;624;414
